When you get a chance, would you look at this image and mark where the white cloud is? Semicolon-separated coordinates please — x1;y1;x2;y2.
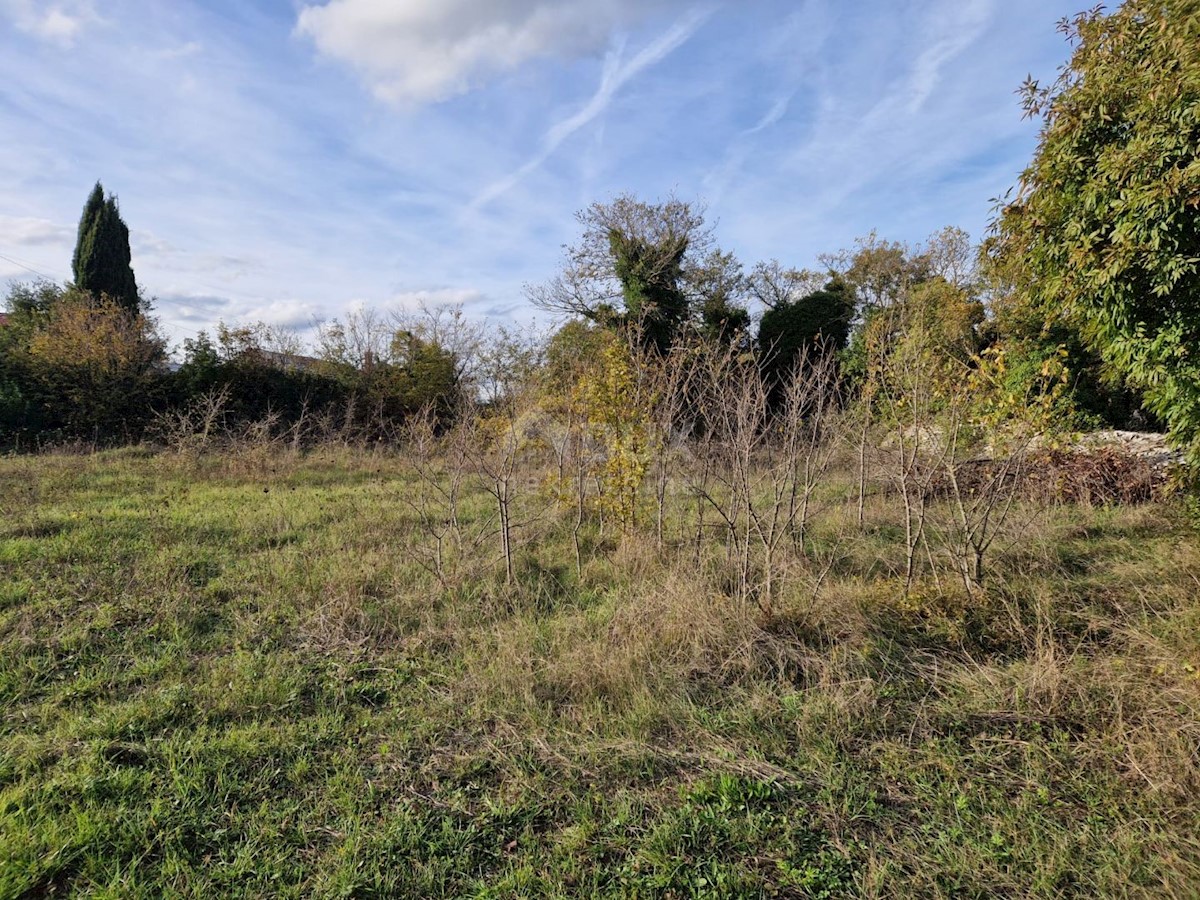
152;40;203;61
905;0;993;113
0;214;73;248
390;287;485;310
0;216;73;282
1;0;97;47
295;0;696;105
468;4;714;211
2;0;1083;351
240;298;324;331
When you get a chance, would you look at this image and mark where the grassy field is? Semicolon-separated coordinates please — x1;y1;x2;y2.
2;447;1200;897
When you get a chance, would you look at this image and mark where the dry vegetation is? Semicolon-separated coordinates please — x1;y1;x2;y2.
3;343;1200;897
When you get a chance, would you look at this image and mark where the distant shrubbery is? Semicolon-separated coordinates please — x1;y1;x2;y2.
0;283;165;443
0;283;469;448
1;192;1157;452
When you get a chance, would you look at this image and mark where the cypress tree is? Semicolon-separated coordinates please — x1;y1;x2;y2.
72;181;140;313
72;183;104;280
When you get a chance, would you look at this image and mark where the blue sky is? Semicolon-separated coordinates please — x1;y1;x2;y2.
0;0;1084;348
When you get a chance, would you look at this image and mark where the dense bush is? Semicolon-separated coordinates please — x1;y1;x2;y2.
0;285;470;448
0;286;165;444
988;1;1198;457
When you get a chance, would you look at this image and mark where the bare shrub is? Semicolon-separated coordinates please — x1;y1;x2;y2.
931;423;1039;595
642;340;698;550
152;387;232;454
688;343;844;613
470;403;524;586
397;405;485;590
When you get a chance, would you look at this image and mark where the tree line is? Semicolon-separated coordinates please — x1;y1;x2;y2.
4;0;1197;462
0;187;1151;449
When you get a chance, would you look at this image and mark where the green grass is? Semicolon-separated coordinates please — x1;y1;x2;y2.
2;448;1199;897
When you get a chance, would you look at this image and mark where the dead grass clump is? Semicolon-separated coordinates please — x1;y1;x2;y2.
1105;630;1200;800
930;620;1200;805
297;588;386;653
466;568;766;721
601;534;665;589
603;570;764;688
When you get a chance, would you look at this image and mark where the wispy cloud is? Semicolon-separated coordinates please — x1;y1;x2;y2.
702;92;796;203
1;0;1083;349
151;40;203;61
747;95;792;137
468;4;716;212
0;0;98;47
296;0;698;106
714;0;1042;270
905;0;994;113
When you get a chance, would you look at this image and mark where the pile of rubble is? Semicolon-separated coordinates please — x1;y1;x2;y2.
1073;430;1183;470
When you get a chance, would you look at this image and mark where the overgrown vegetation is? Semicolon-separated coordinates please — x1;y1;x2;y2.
2;435;1198;897
0;315;1195;896
4;3;1200;895
0;183;1159;450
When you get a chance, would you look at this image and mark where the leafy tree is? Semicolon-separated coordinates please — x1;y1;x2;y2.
0;372;27;438
72;181;141;313
689;249;751;347
829;227;989;392
170;321;342;428
839;305;886;390
758;277;855;399
389;302;486;391
608;225;688;351
823;231;930;313
528;194;715;352
4;279;63;320
904;278;984;367
316;310;465;420
984;268;1147;428
542;319;611;391
385;330;460;419
170;331;224;401
576;330;651;532
215;320;304;363
0;281;67;438
315;308;391;376
988;2;1200;457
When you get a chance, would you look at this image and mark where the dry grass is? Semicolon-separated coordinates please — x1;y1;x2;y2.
2;445;1199;897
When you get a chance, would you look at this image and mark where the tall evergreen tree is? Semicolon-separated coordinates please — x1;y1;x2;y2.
72;181;140;313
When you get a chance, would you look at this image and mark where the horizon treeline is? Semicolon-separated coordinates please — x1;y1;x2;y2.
0;190;1150;449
